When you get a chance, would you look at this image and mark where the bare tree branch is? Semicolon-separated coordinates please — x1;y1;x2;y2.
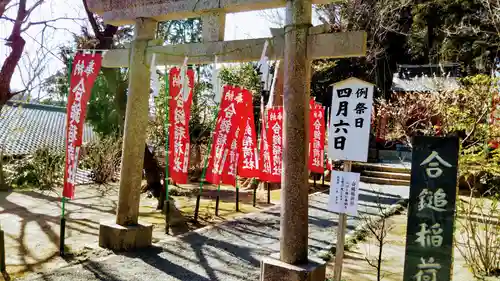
24;0;44;21
82;0;101;36
0;15;15;22
21;16;86;32
0;0;12;17
0;0;60;105
462;108;489;145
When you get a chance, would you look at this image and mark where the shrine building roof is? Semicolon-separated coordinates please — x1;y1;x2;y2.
391;63;461;92
0;101;96;156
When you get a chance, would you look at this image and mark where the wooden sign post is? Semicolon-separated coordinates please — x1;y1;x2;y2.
327;77;374;281
87;1;367;276
403;136;459;281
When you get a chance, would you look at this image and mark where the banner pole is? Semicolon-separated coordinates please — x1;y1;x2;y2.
60;55;73;257
60;197;67;256
252;97;263;208
215;183;221;216
333;160;351;281
235;176;239;212
0;225;4;273
164;70;171;234
322;156;326;187
323;106;329;187
194;105;220;223
267;183;271;204
252;179;257;207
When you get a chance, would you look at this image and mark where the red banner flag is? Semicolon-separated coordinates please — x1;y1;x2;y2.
266;107;283;183
168;67;194;184
326;160;333;171
238;89;259;178
220;89;253;186
205;86;246;186
259;108;272;182
63;52;102;199
308;105;325;174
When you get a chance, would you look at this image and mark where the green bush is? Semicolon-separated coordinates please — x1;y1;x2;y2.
80;137;122;184
6;147;64;190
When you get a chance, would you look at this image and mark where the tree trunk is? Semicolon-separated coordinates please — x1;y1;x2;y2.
0;104;7;191
0;0;12;17
377;218;385;281
142;145;163;197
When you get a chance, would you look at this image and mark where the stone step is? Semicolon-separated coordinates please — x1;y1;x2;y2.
360;176;410;186
362;170;411;181
353;163;411;174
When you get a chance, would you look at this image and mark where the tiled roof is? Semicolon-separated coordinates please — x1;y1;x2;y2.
0;101;96;156
391;63;461;92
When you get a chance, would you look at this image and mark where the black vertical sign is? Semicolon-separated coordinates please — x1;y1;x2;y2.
403;136;459;281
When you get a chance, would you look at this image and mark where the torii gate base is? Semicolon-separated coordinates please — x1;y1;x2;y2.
261;253;326;281
99;221;152;251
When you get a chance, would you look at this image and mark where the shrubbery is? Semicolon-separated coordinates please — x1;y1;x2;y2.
5;147;64;190
379;75;500;195
80;137;122;184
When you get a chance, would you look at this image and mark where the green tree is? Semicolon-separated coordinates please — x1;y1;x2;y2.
158;19;202;44
219;62;263;129
313;0;499;103
409;0;499;70
86;74;126;138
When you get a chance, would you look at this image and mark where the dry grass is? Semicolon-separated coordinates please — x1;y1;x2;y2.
326;211;476;281
138;178;327;238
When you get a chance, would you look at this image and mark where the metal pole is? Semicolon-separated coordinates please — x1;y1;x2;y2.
0;226;5;272
267;183;271;204
252;179;257;207
60;55;73;257
164;70;171;234
215;184;221;216
333;160;351;281
194;104;220;223
235;185;239;212
59;197;66;256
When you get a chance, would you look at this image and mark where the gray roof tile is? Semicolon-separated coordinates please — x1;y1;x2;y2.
0;101;96;156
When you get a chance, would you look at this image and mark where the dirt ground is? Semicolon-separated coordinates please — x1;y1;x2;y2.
0;182;286;278
0;179;327;278
326;211;481;281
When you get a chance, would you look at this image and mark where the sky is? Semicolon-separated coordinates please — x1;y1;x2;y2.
0;0;322;100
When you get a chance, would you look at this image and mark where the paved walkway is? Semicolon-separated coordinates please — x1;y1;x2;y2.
17;183;409;281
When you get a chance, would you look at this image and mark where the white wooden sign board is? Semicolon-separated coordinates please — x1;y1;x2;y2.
328;78;374;162
327;171;360;216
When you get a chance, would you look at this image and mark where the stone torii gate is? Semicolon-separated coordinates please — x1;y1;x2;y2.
87;0;366;279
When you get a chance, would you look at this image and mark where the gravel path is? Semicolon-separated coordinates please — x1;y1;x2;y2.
17;183;409;281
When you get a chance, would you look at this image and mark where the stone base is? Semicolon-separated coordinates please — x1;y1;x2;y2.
260;254;326;281
98;221;152;251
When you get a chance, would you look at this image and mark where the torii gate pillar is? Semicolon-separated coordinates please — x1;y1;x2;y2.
98;18;156;251
260;0;326;280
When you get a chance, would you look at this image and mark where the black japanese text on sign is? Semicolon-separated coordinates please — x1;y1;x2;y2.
328;78;374;162
403;136;459;281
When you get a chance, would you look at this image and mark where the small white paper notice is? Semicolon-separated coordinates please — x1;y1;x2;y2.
327;171;361;216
